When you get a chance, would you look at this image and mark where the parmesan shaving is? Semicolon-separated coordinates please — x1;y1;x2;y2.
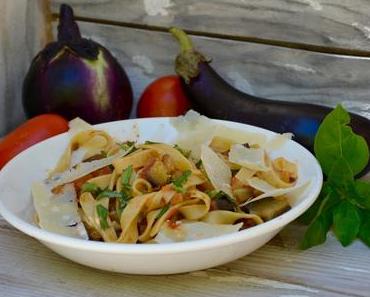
240;180;310;207
213;125;267;147
201;145;233;197
32;183;88;239
235;168;256;185
47;146;134;189
265;132;293;151
171;110;215;159
229;144;269;171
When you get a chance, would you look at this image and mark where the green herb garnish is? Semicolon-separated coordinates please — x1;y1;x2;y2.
81;182;100;195
207;190;237;206
301;105;370;249
195;159;203;169
172;170;192;193
144;140;160;145
121;165;133;191
119;141;136;152
96;190;124;200
96;205;109;230
174;144;191;158
156;204;170;220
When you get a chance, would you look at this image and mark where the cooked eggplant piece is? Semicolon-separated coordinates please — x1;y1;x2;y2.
246;197;290;221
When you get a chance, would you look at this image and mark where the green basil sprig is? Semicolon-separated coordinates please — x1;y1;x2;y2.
301;105;370;249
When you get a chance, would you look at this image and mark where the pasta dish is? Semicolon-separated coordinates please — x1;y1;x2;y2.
32;112;306;243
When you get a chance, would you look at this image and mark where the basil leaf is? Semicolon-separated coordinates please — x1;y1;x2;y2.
333;200;361;247
327;156;354;188
314;105;369;176
358;210;370;247
81;182;100;194
156;204;170;220
172;170;192;193
354;180;370;210
96;190;123;200
300;213;331;250
96;205;109;230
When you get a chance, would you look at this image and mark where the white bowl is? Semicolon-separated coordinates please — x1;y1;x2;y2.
0;118;322;275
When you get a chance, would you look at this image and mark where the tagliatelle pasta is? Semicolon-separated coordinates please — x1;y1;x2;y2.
32;116;306;244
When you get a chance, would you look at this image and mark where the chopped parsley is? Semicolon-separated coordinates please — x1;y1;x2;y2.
119;141;136;152
121;165;133;191
207;190;237;207
96;190;124;200
174;144;191;158
172;170;192;193
156;204;170;220
96;205;109;230
144;140;160;145
81;182;100;195
195;159;203;169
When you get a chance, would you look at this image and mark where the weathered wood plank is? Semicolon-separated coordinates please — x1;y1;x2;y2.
0;0;50;137
1;216;364;297
52;21;370;119
50;0;370;52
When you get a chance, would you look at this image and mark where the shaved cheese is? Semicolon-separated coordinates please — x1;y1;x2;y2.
247;177;276;193
171;110;215;159
154;221;243;243
201;145;233;197
213;125;267;147
32;183;88;239
265;133;293;151
235;167;256;185
240;180;310;207
229;144;269;171
48;147;134;189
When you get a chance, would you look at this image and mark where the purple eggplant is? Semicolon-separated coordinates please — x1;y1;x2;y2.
170;28;370;173
22;4;133;124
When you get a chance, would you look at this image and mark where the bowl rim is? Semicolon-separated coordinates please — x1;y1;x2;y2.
0;117;323;254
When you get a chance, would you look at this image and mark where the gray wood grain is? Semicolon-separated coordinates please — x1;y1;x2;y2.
0;0;50;137
58;21;370;120
50;0;370;51
1;216;367;297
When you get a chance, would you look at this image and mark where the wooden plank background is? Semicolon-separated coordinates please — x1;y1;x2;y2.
2;0;370;136
50;0;370;52
56;21;370;119
0;0;51;137
1;217;369;297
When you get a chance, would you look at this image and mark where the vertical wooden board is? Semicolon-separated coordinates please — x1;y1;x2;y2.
50;0;370;51
0;0;50;136
53;21;370;118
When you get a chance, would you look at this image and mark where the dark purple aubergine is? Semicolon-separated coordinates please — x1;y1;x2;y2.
23;4;133;124
170;28;370;174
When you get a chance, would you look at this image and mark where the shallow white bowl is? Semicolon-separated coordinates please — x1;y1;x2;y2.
0;118;322;275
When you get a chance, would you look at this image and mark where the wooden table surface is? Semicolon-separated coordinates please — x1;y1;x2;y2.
1;215;369;297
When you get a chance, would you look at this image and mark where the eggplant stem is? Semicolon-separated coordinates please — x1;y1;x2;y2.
170;27;193;52
57;4;81;42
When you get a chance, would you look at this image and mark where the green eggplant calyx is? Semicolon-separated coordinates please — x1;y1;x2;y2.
170;27;209;83
58;4;81;43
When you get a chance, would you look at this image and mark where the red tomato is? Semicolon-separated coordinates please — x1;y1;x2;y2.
0;114;69;169
137;75;191;117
